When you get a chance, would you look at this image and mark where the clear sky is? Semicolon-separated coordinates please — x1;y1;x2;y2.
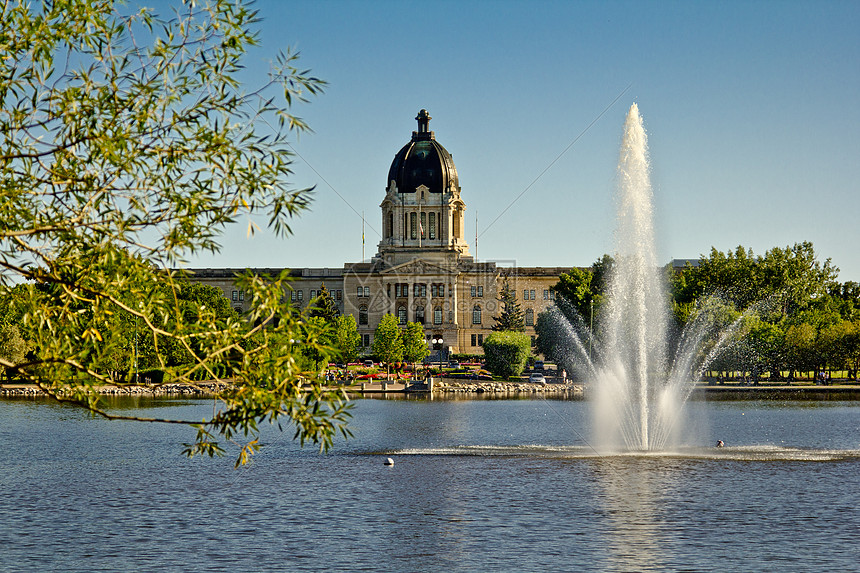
180;0;860;282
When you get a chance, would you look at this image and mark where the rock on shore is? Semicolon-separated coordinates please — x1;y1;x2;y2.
437;380;584;395
0;381;231;397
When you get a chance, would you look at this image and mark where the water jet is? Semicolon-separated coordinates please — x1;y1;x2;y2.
548;105;747;452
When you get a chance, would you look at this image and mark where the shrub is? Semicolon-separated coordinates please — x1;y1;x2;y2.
482;331;531;379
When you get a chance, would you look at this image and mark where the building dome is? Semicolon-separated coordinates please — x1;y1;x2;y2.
387;110;459;194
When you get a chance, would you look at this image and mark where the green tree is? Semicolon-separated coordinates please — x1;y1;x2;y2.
819;320;852;377
309;284;340;322
492;281;524;332
0;324;28;380
333;314;361;363
534;310;560;363
0;0;349;466
552;267;594;320
671;242;837;320
402;322;429;365
845;320;860;380
300;316;335;372
828;281;860;321
483;331;531;379
371;314;404;365
551;255;612;326
760;242;838;318
743;318;784;381
784;323;817;378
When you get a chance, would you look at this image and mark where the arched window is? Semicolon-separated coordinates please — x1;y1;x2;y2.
525;308;534;326
387;212;393;238
453;209;461;238
434;306;443;325
420;212;426;239
429;212;436;239
397;306;407;325
410;212;417;239
415;305;425;324
403;213;408;239
472;305;481;325
359;305;368;326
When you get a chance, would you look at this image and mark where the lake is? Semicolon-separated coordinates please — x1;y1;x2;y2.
1;395;858;572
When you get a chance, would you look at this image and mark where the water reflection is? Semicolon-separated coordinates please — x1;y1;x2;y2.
591;456;683;572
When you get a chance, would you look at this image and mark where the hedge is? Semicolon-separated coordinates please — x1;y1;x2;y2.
482;331;531;379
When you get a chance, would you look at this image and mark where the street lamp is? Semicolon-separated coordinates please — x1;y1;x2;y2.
432;336;444;373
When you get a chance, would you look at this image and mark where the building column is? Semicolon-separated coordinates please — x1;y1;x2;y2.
407;281;413;322
426;282;432;334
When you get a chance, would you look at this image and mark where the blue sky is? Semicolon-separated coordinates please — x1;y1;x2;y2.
182;0;860;282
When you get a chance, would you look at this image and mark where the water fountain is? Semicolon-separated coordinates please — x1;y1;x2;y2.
594;103;669;451
553;104;746;452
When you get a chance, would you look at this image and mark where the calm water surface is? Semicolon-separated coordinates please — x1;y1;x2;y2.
1;396;858;572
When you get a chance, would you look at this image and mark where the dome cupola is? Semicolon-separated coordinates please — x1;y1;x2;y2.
376;110;470;266
387;109;459;194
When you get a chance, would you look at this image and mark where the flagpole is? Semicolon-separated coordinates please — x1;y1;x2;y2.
362;211;365;261
475;210;478;260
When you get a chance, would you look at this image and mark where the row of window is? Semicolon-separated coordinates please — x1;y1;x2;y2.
384;211;440;240
309;289;343;301
237;286;552;305
357;305;536;326
473;306;533;325
357;305;456;327
287;289;343;302
521;289;556;301
397;306;447;326
391;283;447;298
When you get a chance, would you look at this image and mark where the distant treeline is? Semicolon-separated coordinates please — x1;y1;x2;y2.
537;242;860;381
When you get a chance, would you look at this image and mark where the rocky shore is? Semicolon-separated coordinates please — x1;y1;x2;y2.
436;380;584;396
0;381;231;397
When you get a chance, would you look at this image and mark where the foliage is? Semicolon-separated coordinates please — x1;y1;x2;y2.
371;314;403;364
665;242;859;379
0;324;28;378
332;314;361;363
401;321;429;364
551;255;613;326
0;0;351;466
308;284;339;322
492;281;524;332
671;242;838;319
543;244;857;380
482;331;531;379
300;316;334;372
533;306;591;379
552;267;594;321
783;323;817;375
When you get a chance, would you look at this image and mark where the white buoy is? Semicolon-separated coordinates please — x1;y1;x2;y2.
384;457;394;466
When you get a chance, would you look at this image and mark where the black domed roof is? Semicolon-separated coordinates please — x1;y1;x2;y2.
387;110;458;194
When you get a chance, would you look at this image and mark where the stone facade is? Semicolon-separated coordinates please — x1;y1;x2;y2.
187;111;574;356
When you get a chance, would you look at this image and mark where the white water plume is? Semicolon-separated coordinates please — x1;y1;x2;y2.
545;105;750;452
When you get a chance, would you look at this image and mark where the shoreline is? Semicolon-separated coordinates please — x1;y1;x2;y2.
0;381;231;398
3;380;860;400
691;384;860;400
